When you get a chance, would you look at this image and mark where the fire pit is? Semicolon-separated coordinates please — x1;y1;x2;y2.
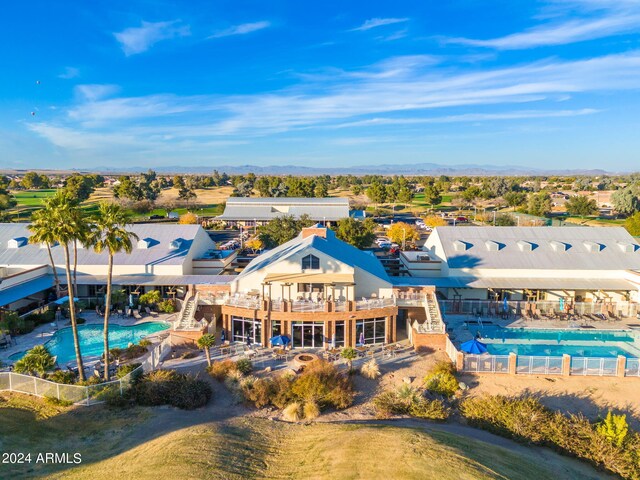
293;353;319;369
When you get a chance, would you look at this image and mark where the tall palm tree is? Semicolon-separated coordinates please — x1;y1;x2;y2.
92;202;138;381
28;209;61;298
42;191;88;380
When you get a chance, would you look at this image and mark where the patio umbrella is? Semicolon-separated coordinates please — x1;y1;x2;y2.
559;297;565;312
129;294;135;307
270;335;291;347
359;331;365;346
503;297;508;313
54;296;79;305
460;338;488;354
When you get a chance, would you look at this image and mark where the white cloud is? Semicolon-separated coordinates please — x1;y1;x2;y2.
58;67;79;79
351;18;409;32
74;84;120;102
114;20;190;55
208;21;270;39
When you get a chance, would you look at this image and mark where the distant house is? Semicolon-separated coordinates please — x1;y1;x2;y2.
217;197;350;226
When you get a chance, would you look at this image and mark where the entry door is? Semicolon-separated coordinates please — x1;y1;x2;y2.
292;322;325;348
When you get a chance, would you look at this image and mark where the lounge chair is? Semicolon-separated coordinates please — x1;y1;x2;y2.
133;309;143;320
145;306;158;317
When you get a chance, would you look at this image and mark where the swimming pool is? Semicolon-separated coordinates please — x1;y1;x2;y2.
473;326;640;358
9;321;169;364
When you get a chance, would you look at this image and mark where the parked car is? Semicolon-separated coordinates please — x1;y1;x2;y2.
378;241;392;249
149;214;164;220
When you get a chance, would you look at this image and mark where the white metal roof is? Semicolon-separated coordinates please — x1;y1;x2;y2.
392;276;637;290
427;226;640;271
218;197;349;221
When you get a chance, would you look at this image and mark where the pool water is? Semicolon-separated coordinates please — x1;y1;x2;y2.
9;322;169;364
473;326;639;358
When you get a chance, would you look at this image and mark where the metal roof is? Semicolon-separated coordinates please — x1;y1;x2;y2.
427;226;640;270
0;223;214;268
392;276;636;290
218;197;349;221
238;226;390;283
60;274;236;286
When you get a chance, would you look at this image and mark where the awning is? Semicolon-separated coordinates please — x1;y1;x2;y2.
0;275;54;306
60;274;236;286
263;273;355;284
397;276;637;291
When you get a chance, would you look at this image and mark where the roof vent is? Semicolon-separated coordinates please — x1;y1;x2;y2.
169;239;183;250
617;241;639;253
583;240;604;253
138;238;153;249
40;241;58;249
484;240;504;252
7;237;28;249
550;240;570;252
452;240;471;252
517;240;536;252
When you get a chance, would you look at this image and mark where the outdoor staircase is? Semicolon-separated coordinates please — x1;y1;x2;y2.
174;292;200;330
421;293;445;333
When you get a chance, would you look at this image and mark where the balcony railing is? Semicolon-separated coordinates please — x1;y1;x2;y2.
221;294;394;312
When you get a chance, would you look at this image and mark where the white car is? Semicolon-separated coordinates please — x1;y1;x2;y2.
378;241;392;249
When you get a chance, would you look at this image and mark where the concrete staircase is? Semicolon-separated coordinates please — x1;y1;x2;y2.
174;292;200;330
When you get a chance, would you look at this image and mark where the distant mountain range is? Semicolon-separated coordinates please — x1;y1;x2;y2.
0;163;615;176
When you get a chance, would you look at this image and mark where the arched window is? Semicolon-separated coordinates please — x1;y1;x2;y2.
301;254;320;270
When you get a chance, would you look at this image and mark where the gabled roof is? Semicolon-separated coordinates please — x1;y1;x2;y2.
0;223;212;267
428;226;640;270
238;226;390;282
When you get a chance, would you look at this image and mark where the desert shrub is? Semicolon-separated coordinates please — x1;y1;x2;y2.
235;358;253;375
112;344;148;361
208;359;236;381
360;358;381;379
94;385;131;408
138;339;152;348
303;400;321;420
372;385;449;421
47;370;76;385
424;361;459;398
460;395;640;480
283;402;303;422
115;363;142;380
171;375;213;410
77;375;103;386
241;378;274;408
134;369;211;409
181;351;199;359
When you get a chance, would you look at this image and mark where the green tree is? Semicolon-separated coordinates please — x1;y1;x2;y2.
21;171;46;189
258;214;314;248
387;222;420;248
423;184;442;207
341;347;358;372
91;202;139;380
624;211;640;236
611;187;640;215
64;174;97;201
14;345;56;377
178;186;197;203
527;192;552;217
397;186;414;205
596;411;629;448
494;214;517;226
565;195;598;217
197;333;216;367
503;191;527;210
333;217;376;249
366;181;386;207
113;176;142;201
314;181;328;198
29;209;62;297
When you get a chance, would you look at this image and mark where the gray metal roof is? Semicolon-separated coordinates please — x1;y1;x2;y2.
60;274;236;286
238;226;390;283
0;223;213;268
218;197;349;221
392;276;636;290
427;226;640;271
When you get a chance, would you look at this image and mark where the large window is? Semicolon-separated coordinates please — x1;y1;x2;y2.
356;317;386;345
291;321;325;348
297;283;324;293
301;254;320;270
333;321;345;348
232;316;262;345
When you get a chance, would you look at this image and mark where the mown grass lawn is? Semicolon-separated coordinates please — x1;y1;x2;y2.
0;392;607;480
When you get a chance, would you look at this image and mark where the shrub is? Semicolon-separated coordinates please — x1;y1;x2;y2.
138;290;162;307
424;361;459;398
303;401;320;420
94;385;130;409
76;317;86;325
235;358;253;375
360;358;381;379
372;385;449;421
208;359;236;381
117;344;148;361
44;396;73;407
181;351;199;359
158;299;177;313
460;395;640;480
134;369;211;409
409;398;449;420
283;402;303;422
171;376;212;410
77;375;103;386
14;345;56;377
242;378;275;408
47;370;75;385
138;339;152;348
115;363;142;380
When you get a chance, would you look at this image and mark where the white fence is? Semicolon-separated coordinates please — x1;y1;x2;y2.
570;357;619;376
463;354;509;373
516;355;563;375
626;358;640;377
0;366;142;406
140;335;173;372
445;336;458;364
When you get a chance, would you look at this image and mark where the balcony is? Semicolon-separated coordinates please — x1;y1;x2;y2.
222;294;395;313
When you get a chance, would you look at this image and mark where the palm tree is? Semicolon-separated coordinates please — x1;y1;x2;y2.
92;202;138;381
42;191;87;380
341;347;358;372
197;334;216;367
28;209;61;298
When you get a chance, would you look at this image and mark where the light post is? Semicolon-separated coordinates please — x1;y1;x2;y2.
493;210;497;225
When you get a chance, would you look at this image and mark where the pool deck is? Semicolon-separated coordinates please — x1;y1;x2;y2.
445;313;640;351
0;311;175;365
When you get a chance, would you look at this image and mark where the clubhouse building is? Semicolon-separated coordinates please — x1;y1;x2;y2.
2;222;640;348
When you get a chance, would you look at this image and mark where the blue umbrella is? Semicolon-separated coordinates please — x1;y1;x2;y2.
503;297;508;313
54;296;79;305
270;335;291;347
461;338;488;354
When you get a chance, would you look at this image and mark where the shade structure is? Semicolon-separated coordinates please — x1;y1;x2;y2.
460;338;488;354
54;296;79;305
270;335;291;346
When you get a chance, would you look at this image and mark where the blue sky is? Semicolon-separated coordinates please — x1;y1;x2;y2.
1;0;640;171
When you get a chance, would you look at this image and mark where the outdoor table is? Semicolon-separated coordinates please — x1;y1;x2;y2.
273;349;287;360
355;346;368;357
